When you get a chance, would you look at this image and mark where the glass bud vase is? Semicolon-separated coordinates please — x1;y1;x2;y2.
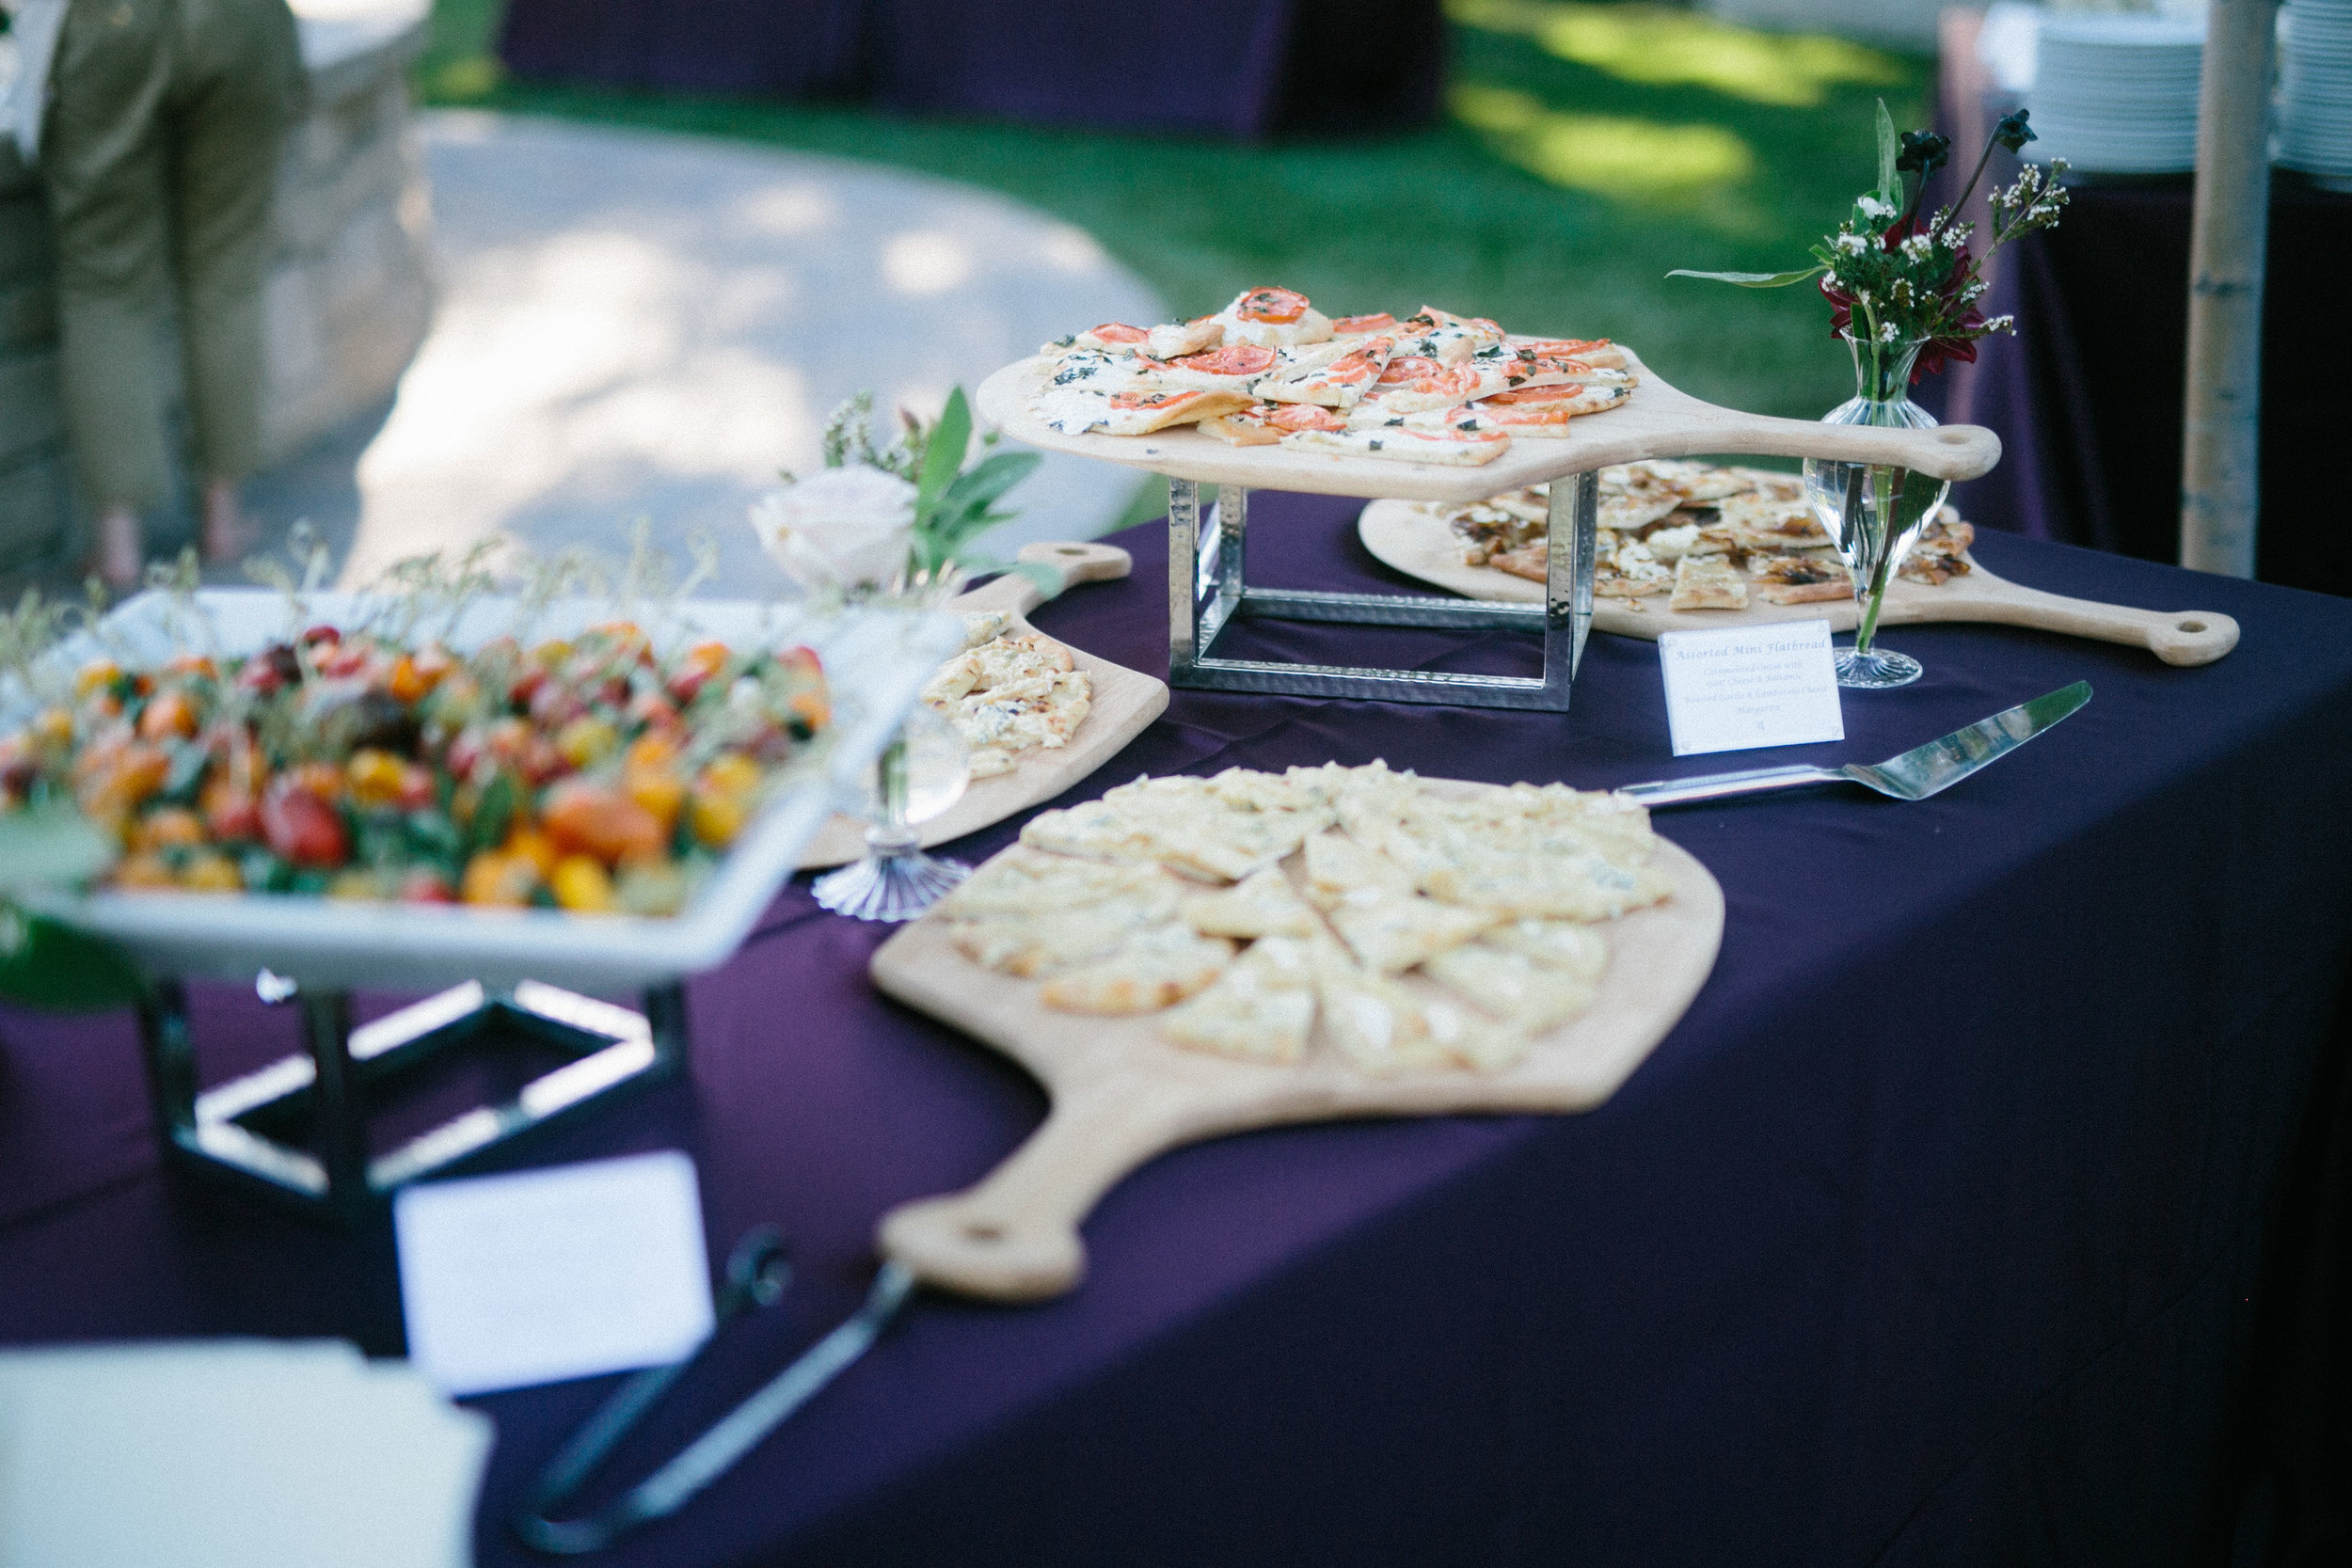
1802;333;1951;689
811;703;972;922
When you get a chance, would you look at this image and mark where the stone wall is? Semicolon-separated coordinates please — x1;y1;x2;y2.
0;1;434;575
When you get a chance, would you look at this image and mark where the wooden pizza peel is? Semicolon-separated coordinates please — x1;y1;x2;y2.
869;792;1724;1302
1358;499;2241;667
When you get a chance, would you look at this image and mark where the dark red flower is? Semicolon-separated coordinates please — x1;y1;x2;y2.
1822;233;1988;383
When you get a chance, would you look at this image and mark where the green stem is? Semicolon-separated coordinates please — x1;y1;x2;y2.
1853;464;1903;654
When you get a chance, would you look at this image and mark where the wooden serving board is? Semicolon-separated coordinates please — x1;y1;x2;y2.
869;788;1724;1302
799;542;1169;869
976;343;2002;505
1359;499;2241;668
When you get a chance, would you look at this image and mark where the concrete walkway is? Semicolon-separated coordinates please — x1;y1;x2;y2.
249;111;1165;593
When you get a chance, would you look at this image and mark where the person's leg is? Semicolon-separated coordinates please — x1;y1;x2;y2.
41;0;179;585
168;0;300;563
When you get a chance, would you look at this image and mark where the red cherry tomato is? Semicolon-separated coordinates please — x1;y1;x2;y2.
261;781;349;868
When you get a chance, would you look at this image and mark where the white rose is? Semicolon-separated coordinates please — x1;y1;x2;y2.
750;465;918;592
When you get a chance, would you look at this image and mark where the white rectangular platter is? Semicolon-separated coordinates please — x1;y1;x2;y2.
975;345;2004;504
7;589;964;994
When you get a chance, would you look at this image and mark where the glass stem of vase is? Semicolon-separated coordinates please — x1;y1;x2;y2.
868;733;915;855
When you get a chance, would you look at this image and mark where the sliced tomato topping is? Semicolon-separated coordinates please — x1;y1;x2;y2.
1267;404;1346;433
1111;389;1192;409
1516;337;1613;357
1333;312;1398;335
1234;287;1311;324
1376;355;1439;386
1176;344;1279;376
1483;382;1585;405
1088;323;1150;343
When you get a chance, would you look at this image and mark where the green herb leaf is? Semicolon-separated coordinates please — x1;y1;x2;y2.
914;388;974;530
469;771;517;855
1666;265;1829;289
0;906;146;1012
0;802;119;895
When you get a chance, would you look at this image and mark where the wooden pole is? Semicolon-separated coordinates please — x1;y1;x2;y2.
2180;0;2278;578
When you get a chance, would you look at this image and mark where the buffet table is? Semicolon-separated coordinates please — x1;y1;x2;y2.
3;500;2349;1564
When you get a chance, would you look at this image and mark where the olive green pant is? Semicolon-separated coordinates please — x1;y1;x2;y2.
40;0;302;514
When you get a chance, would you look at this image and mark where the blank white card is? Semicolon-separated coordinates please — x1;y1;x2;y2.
394;1150;715;1397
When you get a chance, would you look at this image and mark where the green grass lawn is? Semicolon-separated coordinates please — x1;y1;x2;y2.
418;0;1931;516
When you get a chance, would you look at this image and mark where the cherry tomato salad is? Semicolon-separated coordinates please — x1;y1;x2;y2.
0;621;831;914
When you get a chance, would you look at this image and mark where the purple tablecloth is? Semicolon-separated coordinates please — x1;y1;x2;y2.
498;0;1443;138
5;502;2351;1564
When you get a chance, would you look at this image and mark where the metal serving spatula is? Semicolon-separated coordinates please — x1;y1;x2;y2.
1616;681;2091;808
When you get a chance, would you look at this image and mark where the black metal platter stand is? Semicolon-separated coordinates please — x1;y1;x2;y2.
1168;473;1598;709
136;976;686;1223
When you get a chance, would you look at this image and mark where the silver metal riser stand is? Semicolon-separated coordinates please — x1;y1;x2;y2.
1166;474;1598;710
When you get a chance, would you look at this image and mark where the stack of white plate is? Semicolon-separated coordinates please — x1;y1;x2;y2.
2026;13;2208;174
2279;0;2352;186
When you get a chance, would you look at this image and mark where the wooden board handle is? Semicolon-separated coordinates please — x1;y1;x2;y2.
1016;539;1133;591
877;1089;1175;1300
1674;410;2002;482
951;541;1135;619
1893;581;2241;666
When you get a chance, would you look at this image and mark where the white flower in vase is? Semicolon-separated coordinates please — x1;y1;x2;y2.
750;465;918;594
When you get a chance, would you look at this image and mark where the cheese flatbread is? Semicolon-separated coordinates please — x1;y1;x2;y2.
1325;891;1498;974
1669;553;1748;612
1160;936;1316;1064
1180;864;1321;939
1041;926;1236;1014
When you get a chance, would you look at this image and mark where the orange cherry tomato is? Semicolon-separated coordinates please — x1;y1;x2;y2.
460;851;539;907
541;781;666;866
136;689;201;741
132;807;206;851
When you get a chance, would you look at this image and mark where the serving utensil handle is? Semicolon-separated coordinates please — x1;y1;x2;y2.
1616;765;1848;807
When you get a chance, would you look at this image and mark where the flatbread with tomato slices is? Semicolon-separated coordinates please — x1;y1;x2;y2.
1257;336;1396;408
1035;386;1254;436
1025;292;1635;464
1210;287;1336;349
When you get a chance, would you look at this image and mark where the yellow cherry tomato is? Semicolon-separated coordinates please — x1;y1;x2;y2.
555;715;619;769
180;850;245;893
504;824;561;878
687;786;747;849
549;854;618;913
345;748;409;808
699;752;761;800
624;766;685;832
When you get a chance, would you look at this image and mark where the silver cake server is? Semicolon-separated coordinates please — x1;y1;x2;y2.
1615;680;2091;808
